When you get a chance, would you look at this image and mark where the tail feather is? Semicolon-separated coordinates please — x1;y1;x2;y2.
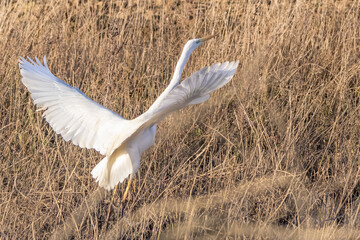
91;157;110;190
91;154;133;190
109;153;133;188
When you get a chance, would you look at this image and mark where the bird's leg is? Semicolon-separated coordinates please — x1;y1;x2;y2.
121;178;132;217
122;178;132;202
111;184;118;202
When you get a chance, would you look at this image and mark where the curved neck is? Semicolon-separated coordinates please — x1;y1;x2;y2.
169;47;194;90
146;43;198;113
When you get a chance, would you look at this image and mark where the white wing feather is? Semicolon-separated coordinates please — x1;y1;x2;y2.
140;61;239;125
19;56;127;155
102;61;238;157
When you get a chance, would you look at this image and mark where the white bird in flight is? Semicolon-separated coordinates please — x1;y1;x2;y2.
19;36;238;201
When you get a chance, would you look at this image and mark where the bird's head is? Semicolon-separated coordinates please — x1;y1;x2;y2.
172;34;216;78
184;35;216;52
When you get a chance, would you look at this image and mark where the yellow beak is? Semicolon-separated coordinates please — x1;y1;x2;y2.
199;35;216;42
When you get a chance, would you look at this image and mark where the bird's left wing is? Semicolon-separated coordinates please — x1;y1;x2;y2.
111;60;239;151
141;61;239;124
19;57;127;155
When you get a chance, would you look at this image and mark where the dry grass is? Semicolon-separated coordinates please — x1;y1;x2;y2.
1;0;360;239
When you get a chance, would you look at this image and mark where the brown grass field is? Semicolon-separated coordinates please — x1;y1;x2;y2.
1;0;360;239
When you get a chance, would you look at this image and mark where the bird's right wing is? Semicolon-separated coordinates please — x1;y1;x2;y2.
137;61;239;129
19;57;128;155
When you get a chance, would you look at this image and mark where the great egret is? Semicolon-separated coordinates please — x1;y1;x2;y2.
19;36;238;202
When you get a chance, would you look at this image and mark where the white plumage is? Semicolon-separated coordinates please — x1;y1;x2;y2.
19;37;238;191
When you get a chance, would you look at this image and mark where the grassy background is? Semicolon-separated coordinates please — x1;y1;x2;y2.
1;0;360;239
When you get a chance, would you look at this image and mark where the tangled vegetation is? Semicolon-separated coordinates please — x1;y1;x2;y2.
1;1;360;239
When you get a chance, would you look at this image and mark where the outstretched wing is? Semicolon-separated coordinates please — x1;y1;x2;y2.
97;61;238;157
141;61;239;124
19;56;127;155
